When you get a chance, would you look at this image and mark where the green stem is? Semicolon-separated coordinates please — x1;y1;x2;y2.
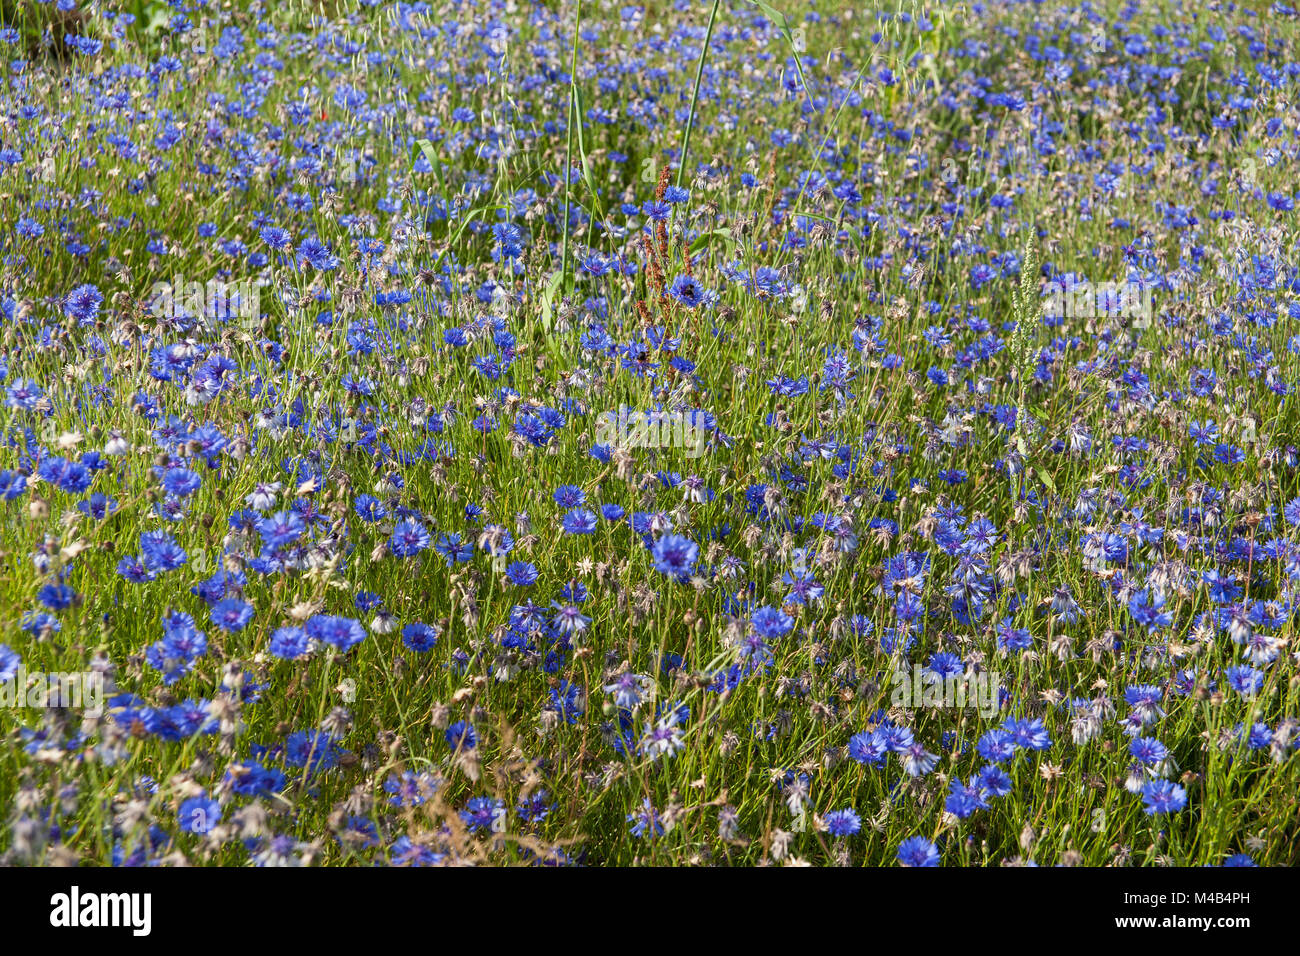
560;0;583;286
676;0;722;190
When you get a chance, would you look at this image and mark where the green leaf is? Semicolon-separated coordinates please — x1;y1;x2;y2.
539;270;565;336
743;0;791;34
571;85;599;205
787;211;836;223
1034;464;1057;496
415;138;448;197
688;228;737;256
535;270;567;366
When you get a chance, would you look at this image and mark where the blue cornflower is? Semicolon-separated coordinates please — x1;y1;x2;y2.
897;835;941;866
210;597;254;632
257;510;305;548
1223;665;1264;698
1003;717;1052;751
751;605;793;639
446;721;478;750
517;789;555;823
1128;590;1174;633
1124;684;1165;725
434;532;474;566
977;729;1018;763
627;798;664;838
1129;737;1170;767
38;583;78;611
651;533;698;580
354;494;387;522
260;225;292;249
161;466;201;498
944;778;989;819
77;492;118;519
1140;779;1188;815
640;200;671;221
5;378;46;411
995;618;1033;653
389;518;430;556
402;622;440;653
225;761;286;798
284;730;342;775
551;603;591;636
824;808;861;837
668;274;706;308
504;561;538;586
847;729;889;767
562;508;599;535
64;283;103;324
604;672;651;710
268;626;311;660
296;236;339;271
553;484;586;508
304;615;365;652
0;644;19;682
900;740;940;777
737;633;773;666
974;765;1013;797
178;794;221;834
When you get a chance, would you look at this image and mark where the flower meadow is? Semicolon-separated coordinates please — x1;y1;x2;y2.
0;0;1297;869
